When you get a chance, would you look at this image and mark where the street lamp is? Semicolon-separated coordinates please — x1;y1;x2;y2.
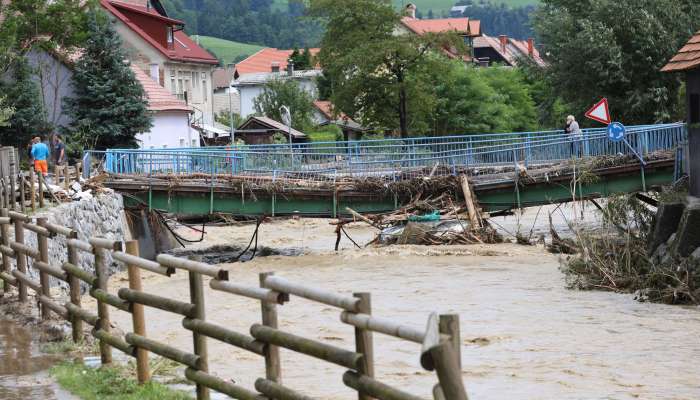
280;105;292;152
229;81;240;145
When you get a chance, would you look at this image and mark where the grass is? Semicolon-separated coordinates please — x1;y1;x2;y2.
40;339;99;355
51;361;192;400
190;35;264;64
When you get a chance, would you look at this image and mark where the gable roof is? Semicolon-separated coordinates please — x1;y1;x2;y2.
237;116;307;139
212;67;234;90
131;65;191;112
400;17;481;37
101;0;218;65
662;30;700;72
234;48;321;78
313;101;364;132
473;35;546;67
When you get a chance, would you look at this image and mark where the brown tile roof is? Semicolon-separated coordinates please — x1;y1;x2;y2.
131;66;191;112
238;116;307;139
102;0;219;65
662;30;700;72
212;67;234;90
400;17;481;37
473;35;546;67
234;48;321;78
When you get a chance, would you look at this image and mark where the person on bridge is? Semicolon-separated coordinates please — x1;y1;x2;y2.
31;136;50;177
566;115;583;158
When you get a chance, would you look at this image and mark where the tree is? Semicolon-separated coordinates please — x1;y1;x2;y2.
253;79;315;131
62;10;152;150
309;0;463;138
290;47;313;70
0;97;14;129
0;61;53;149
533;0;700;125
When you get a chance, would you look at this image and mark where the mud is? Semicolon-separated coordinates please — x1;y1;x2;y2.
77;203;700;400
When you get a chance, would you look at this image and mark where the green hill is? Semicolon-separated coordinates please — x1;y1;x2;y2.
273;0;539;15
191;35;264;64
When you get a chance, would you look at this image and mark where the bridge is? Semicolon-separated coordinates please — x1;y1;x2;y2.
90;123;687;218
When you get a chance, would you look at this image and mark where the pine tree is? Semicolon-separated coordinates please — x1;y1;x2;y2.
63;10;152;150
0;60;52;149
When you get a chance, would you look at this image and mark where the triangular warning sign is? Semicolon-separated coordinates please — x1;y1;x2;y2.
585;98;611;125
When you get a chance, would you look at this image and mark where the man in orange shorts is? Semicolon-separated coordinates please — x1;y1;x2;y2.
31;136;50;176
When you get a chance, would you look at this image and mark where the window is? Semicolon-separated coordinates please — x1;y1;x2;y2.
201;72;207;80
192;72;198;88
192;139;198;147
170;69;175;77
170;78;176;94
179;138;185;147
166;27;174;45
202;79;207;102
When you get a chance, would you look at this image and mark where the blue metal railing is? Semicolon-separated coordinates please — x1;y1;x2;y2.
88;123;686;181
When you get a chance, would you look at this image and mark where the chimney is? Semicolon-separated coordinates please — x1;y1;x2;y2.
499;35;508;53
271;62;280;73
226;63;235;74
405;3;417;19
287;59;295;76
146;0;151;11
527;38;535;57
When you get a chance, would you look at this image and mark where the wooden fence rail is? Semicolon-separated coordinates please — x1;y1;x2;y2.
0;208;469;400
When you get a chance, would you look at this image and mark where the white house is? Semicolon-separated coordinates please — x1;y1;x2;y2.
131;66;197;149
234;69;322;118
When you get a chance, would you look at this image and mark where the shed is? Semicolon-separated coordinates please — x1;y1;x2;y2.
236;116;308;145
662;30;700;195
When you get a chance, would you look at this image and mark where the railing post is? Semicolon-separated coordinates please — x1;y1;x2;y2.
126;240;150;384
189;266;209;400
259;272;282;383
439;314;461;370
0;208;10;296
354;292;375;400
66;234;83;343
29;170;36;212
37;218;51;320
37;172;45;208
13;213;27;302
18;173;26;213
93;243;113;365
9;173;17;211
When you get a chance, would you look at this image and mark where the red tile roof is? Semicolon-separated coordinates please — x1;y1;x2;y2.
102;0;218;65
662;30;700;72
234;48;321;78
131;66;191;112
400;17;481;37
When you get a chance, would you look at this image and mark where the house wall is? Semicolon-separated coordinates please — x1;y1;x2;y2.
213;88;241;119
26;49;75;132
137;111;198;149
238;77;318;118
112;18;216;126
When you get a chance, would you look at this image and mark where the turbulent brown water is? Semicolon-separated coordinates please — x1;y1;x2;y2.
82;204;700;400
0;319;76;400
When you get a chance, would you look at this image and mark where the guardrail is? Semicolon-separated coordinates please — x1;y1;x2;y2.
88;124;686;182
0;208;468;400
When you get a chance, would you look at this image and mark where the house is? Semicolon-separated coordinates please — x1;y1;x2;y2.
313;101;365;141
233;48;321;80
450;6;468;18
473;35;546;67
662;30;700;195
212;64;241;119
130;65;197;149
236;116;307;145
234;69;323;119
100;0;220;134
397;3;481;60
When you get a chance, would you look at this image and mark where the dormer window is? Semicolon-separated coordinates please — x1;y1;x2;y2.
166;26;174;47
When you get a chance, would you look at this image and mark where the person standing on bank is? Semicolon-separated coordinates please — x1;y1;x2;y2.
54;136;66;167
31;136;50;177
566;115;583;158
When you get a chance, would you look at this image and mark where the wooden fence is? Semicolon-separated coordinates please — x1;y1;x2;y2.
0;159;83;212
0;208;469;400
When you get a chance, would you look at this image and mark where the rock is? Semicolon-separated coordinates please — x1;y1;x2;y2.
648;202;685;253
672;204;700;258
691;247;700;260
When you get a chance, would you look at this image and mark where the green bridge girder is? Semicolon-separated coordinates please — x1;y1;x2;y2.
115;161;674;218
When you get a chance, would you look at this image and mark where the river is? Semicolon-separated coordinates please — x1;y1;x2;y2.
83;204;700;400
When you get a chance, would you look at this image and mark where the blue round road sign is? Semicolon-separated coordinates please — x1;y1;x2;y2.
607;122;626;142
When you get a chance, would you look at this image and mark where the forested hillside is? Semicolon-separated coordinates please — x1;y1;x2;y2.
161;0;323;49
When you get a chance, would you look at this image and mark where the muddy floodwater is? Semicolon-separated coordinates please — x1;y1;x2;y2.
82;205;699;399
0;318;75;400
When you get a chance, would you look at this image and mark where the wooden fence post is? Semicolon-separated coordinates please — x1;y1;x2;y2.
18;174;26;213
63;166;70;192
259;272;282;383
66;235;83;342
439;314;461;370
0;208;10;296
29;170;36;212
38;173;44;209
93;244;113;365
354;292;375;400
9;173;17;212
37;218;51;320
13;214;27;302
126;240;150;384
189;267;209;400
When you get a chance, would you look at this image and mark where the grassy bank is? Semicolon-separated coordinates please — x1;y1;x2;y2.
50;362;192;400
